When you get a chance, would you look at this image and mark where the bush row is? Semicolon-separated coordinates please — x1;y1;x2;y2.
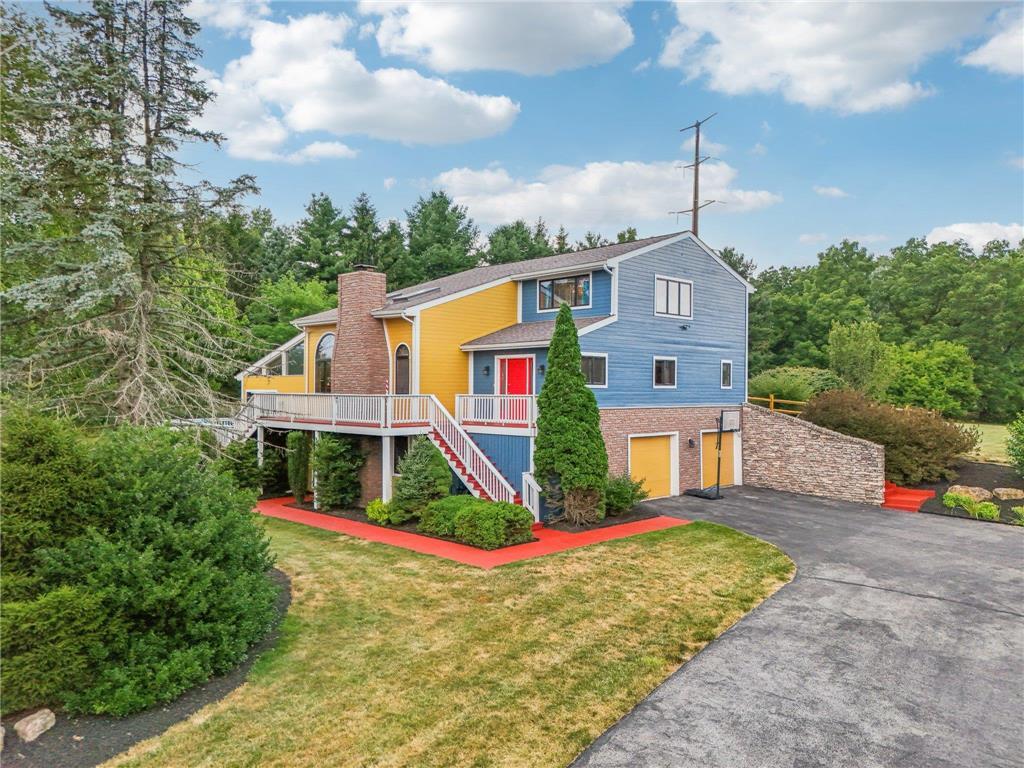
801;390;978;484
420;496;534;549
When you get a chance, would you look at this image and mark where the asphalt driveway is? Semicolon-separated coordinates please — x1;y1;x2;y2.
574;487;1024;768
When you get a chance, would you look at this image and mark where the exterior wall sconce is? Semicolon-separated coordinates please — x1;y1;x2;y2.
688;437;696;448
538;364;546;376
483;365;491;376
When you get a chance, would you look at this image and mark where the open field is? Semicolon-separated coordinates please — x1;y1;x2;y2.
107;517;793;768
960;422;1010;464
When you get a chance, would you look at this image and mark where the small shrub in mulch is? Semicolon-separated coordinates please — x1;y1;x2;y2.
915;461;1024;525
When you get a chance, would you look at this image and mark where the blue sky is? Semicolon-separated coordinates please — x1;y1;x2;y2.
181;1;1024;267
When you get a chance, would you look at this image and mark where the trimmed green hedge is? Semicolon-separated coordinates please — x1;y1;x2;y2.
419;496;534;550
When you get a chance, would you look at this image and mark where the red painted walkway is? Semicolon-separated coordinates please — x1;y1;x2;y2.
257;497;689;569
882;481;936;512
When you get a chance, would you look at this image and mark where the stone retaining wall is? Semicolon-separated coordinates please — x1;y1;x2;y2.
741;404;885;505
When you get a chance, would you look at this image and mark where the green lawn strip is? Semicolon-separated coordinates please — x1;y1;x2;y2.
106;519;793;768
959;422;1009;464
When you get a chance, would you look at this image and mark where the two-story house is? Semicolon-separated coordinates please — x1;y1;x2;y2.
237;231;751;519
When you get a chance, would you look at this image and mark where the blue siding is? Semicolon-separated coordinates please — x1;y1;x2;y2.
579;239;747;407
466;431;532;494
472;348;548;394
520;268;612;322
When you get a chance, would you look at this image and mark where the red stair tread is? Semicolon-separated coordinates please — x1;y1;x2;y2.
882;482;936;513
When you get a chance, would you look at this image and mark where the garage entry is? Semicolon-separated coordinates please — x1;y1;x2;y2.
628;433;679;499
700;431;740;489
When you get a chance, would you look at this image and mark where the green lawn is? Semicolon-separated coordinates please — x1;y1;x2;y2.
107;517;793;768
960;422;1010;464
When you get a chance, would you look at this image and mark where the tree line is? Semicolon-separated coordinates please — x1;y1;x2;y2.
2;1;1019;427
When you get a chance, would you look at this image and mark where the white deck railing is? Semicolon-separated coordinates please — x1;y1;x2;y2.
247;392;518;504
455;394;537;427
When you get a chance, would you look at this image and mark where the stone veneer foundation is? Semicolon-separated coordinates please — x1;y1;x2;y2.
740;404;885;505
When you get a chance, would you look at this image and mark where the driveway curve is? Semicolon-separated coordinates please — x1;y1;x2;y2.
574;486;1024;768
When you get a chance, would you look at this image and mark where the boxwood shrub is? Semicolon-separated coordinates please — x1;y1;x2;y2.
0;408;277;717
605;472;648;516
801;389;979;484
419;496;534;549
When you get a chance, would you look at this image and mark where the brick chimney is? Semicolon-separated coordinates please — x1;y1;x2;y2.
332;266;390;394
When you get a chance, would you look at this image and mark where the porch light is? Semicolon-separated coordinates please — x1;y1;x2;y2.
483;365;490;376
538;364;546;376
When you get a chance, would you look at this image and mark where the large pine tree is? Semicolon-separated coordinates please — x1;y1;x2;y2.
533;303;608;523
2;1;255;424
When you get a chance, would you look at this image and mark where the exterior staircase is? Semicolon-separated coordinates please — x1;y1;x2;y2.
882;481;935;512
428;427;522;505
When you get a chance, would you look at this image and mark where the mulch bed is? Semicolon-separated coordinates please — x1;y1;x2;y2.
1;569;292;768
286;499;657;541
913;461;1023;525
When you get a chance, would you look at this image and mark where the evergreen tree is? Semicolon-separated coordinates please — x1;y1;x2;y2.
245;275;335;347
533;304;608;524
576;231;609;250
342;192;383;268
718;246;757;280
1;0;255;424
485;219;554;264
553;226;572;254
393;191;479;288
378;219;410;288
293;193;350;287
616;227;638;243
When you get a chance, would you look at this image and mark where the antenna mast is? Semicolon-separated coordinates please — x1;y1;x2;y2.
679;112;717;236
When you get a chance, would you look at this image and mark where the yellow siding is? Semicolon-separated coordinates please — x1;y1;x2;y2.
384;317;414;386
419;282;518;411
304;323;336;393
701;432;735;488
241;374;305;396
630;435;673;498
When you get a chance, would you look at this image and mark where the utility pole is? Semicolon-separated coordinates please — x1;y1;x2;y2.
678;112;717;236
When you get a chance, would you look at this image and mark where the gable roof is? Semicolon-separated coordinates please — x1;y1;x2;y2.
292;232;684;326
460;316;610;351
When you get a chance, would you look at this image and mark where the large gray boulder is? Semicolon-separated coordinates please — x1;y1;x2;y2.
13;709;56;743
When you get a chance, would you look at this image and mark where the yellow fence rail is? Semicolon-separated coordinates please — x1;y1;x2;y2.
748;394;808;416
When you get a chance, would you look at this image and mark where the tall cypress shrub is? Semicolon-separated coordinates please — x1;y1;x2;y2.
287;431;311;503
534;303;608;523
312;435;365;509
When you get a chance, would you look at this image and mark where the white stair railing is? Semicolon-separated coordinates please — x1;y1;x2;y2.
455;395;536;427
424;395;518;504
522;472;542;521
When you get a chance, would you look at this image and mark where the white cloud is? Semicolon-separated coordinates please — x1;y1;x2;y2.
659;2;996;113
962;8;1024;76
682;134;727;156
1011;156;1024;170
358;22;376;40
186;0;269;33
814;185;849;198
750;142;767;156
359;1;634;75
799;233;828;245
284;142;358;164
383;177;397;190
633;58;652;73
196;13;519;161
434;159;781;233
926;222;1024;251
849;233;888;244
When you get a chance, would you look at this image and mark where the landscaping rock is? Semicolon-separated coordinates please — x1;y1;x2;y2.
946;485;992;502
993;487;1024;501
14;709;56;742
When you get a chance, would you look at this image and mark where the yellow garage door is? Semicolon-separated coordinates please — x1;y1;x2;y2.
630;435;674;499
701;432;735;489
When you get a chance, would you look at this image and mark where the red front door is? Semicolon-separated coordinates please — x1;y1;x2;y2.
499;357;533;395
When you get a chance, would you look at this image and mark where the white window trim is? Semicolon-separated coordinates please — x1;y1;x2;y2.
721;359;733;390
581;352;609;389
537;271;593;314
653;356;677;389
653;274;694;320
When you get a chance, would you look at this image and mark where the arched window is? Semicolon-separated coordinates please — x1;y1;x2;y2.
315;333;334;393
394;344;411;395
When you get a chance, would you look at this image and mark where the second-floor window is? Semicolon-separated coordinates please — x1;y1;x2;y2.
286;341;305;376
721;360;733;389
654;275;693;319
653;356;677;388
539;274;591;311
581;354;607;387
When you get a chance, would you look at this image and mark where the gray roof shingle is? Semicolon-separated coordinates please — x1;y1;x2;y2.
460;316;610;350
292;232;683;326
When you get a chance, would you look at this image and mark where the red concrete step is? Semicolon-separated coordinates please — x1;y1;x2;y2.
882;481;936;513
